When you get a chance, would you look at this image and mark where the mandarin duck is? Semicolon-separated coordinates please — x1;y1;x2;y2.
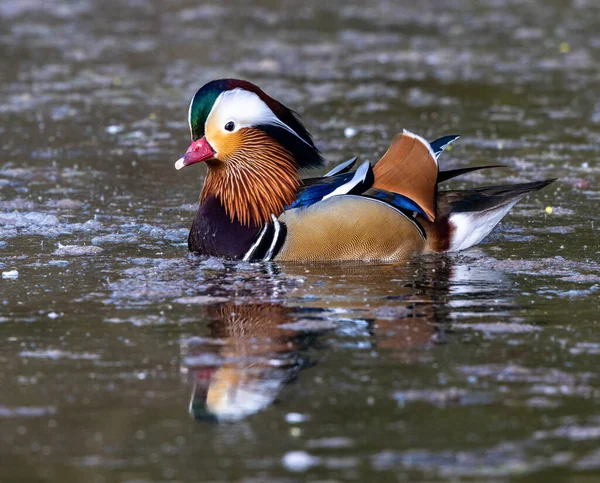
174;79;554;262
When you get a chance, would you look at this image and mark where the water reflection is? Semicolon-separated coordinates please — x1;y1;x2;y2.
181;255;510;422
183;303;308;422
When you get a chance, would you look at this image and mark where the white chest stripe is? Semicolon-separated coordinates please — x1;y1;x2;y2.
263;214;281;261
242;223;270;261
241;214;284;262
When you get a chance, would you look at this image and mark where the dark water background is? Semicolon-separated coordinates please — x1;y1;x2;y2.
1;0;600;481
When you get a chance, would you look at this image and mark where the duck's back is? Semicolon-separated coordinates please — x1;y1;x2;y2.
275;195;426;262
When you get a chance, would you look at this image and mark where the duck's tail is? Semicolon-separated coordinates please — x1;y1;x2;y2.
371;131;556;253
424;179;556;252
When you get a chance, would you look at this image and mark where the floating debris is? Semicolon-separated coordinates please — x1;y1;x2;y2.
344;127;357;138
372;305;410;320
2;270;18;279
279;319;338;332
174;295;229;305
198;258;226;270
282;451;320;472
91;234;139;246
53;244;104;256
47;260;70;267
285;412;309;424
452;322;542;333
105;125;124;134
19;350;100;360
0;406;57;418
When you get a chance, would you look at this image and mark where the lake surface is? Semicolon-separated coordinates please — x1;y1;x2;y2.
1;0;599;481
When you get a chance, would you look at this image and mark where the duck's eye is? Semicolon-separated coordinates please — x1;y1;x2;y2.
224;121;235;132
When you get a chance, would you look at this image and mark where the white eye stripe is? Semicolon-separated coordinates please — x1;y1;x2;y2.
265;115;312;147
206;88;310;145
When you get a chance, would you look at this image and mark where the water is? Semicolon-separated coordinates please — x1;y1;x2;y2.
1;0;600;481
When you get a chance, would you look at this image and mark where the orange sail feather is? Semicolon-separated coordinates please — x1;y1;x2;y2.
372;130;438;221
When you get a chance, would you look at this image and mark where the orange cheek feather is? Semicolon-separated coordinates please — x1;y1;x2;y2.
206;123;242;160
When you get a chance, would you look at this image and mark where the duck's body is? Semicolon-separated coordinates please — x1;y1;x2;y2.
176;79;554;262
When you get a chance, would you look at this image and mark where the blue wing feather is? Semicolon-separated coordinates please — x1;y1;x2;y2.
363;189;429;218
290;169;426;218
289;172;355;209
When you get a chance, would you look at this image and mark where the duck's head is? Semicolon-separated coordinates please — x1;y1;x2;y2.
175;79;323;226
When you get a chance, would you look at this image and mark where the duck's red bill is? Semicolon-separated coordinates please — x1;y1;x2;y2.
174;137;215;170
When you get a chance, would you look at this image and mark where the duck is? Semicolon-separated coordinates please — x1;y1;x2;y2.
174;78;555;262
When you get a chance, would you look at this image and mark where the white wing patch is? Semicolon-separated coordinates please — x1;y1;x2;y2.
322;161;371;200
324;157;358;177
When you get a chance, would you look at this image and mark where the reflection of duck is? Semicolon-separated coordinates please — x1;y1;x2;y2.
281;255;509;351
183;254;510;421
184;303;307;422
281;260;448;351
